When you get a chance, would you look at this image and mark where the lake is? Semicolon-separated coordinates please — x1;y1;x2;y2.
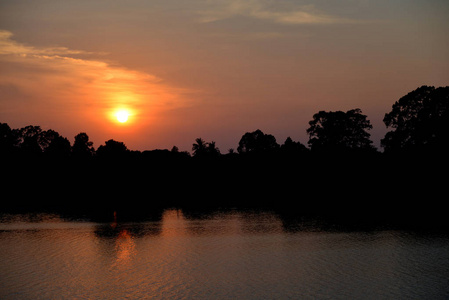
1;209;448;299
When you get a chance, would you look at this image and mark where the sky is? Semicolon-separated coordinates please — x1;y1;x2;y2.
1;0;448;152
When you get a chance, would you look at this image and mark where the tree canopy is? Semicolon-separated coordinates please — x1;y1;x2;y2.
42;129;71;157
192;138;221;158
1;85;448;161
280;137;308;155
0;123;18;154
72;132;95;158
382;85;449;153
237;129;279;154
96;139;129;158
306;109;374;153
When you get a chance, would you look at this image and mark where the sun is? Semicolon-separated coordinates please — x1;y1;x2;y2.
115;110;130;123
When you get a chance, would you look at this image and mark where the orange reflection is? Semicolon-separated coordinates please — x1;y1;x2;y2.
111;211;118;229
115;229;136;265
160;209;187;237
109;211;136;265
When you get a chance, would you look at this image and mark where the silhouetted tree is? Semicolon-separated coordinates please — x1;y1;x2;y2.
1;123;70;158
280;137;309;155
237;129;279;154
192;138;207;157
192;138;220;158
43;129;71;158
15;125;46;155
307;109;374;153
382;85;449;153
0;123;18;154
72;132;95;158
96;139;128;158
206;141;221;157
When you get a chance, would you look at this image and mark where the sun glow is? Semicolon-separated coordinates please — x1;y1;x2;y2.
115;110;130;123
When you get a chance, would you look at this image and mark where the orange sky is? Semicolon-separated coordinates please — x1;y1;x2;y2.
1;0;448;152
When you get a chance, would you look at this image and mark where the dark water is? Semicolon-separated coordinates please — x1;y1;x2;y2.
1;209;448;299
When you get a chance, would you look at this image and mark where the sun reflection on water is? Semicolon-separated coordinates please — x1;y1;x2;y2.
114;229;136;265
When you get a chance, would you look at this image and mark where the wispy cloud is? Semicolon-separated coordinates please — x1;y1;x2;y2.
0;30;96;56
197;0;361;25
0;30;190;132
250;9;358;25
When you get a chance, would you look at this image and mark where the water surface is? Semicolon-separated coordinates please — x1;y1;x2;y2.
1;210;448;299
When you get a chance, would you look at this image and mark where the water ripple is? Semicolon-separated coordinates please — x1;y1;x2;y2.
1;211;449;299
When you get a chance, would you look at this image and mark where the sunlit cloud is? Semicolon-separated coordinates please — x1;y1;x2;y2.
0;30;96;56
250;9;358;25
0;30;188;130
197;0;361;25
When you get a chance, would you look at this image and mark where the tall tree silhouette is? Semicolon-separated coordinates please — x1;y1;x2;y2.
382;85;449;153
43;129;71;158
1;123;71;157
280;137;309;155
15;125;45;155
206;141;220;157
237;129;279;154
0;123;18;154
192;138;208;157
307;109;374;153
72;132;95;158
96;139;128;158
192;138;220;158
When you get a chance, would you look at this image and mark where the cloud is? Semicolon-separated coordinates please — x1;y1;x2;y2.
250;9;358;25
0;30;96;56
197;0;361;25
0;30;188;130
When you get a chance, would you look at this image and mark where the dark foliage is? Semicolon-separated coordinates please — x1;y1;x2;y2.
382;85;449;154
96;139;128;158
192;138;220;158
72;132;95;159
0;123;18;154
1;85;448;228
42;130;71;158
307;108;375;153
280;137;309;156
237;129;279;155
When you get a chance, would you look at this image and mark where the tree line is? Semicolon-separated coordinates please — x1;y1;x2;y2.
1;85;448;226
1;85;447;160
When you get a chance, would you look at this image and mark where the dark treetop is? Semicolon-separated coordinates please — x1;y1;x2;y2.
1;86;448;229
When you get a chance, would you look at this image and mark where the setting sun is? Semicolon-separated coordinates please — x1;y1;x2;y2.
116;110;130;123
